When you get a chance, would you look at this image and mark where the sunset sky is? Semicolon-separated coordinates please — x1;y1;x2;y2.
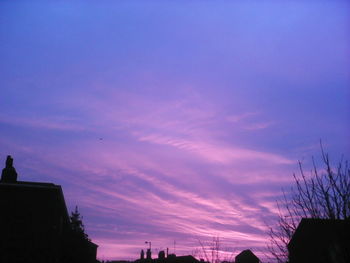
0;1;349;261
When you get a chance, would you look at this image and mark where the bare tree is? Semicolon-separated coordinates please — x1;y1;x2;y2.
194;236;236;263
268;144;350;262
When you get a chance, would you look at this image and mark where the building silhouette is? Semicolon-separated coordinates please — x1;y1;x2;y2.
0;155;98;263
288;218;350;263
134;249;198;263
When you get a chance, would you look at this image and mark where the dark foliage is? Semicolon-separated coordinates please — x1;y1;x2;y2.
70;205;90;241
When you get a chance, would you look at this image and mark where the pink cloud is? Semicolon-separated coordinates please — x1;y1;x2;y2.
138;134;292;165
0;86;299;262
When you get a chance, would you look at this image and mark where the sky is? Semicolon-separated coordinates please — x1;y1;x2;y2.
0;0;349;261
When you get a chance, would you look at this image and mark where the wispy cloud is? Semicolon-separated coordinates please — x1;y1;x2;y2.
0;86;297;261
0;114;86;132
138;134;292;164
243;121;274;131
226;112;259;123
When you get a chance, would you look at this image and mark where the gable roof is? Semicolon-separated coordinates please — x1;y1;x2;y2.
235;249;259;263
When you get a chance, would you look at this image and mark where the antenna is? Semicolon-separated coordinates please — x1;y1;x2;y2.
174;240;176;255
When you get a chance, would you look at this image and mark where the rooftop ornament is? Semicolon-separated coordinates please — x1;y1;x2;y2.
1;155;18;183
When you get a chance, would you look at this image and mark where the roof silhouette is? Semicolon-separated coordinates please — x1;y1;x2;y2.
235;249;259;263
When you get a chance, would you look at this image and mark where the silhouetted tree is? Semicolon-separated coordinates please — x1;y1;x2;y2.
194;236;235;263
268;144;350;262
70;205;90;241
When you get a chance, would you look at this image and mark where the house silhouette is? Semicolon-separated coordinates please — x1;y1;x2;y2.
288;218;350;263
0;155;98;263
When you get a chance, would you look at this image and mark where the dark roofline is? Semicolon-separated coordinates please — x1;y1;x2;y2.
0;180;57;187
297;218;349;223
174;255;198;259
